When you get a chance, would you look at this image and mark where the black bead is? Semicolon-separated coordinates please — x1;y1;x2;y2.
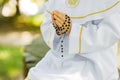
67;16;70;18
61;55;64;57
61;45;63;47
68;22;71;23
65;15;67;17
61;40;63;43
55;27;58;29
68;18;70;20
62;25;64;27
61;51;63;53
62;33;64;34
64;31;66;33
52;23;54;25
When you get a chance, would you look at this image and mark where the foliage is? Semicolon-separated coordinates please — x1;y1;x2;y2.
0;0;9;6
0;45;23;80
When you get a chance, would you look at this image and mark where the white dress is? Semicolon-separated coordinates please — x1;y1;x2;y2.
25;0;120;80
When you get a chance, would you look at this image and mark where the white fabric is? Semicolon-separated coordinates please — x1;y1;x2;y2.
26;0;120;80
69;13;120;54
69;22;81;54
81;13;120;53
38;2;49;14
46;0;120;24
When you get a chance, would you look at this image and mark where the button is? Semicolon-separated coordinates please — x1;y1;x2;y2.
61;40;63;43
61;55;64;57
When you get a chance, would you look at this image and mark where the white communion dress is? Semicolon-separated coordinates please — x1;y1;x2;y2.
25;0;120;80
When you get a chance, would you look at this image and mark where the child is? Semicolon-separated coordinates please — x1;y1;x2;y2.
25;0;120;80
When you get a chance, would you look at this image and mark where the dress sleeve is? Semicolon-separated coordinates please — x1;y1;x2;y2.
68;13;120;54
40;12;56;49
38;1;49;14
40;0;63;49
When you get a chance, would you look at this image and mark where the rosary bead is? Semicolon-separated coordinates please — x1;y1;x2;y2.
65;15;68;17
54;14;71;35
68;22;71;23
61;55;64;57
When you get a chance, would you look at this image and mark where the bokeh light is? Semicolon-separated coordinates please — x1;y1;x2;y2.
2;0;17;17
19;0;42;15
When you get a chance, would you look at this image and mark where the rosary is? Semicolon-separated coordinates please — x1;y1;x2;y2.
53;14;71;35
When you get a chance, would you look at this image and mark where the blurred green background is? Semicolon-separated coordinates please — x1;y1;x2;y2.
0;0;120;80
0;0;47;80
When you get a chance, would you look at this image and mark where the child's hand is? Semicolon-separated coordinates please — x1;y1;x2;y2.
51;10;72;35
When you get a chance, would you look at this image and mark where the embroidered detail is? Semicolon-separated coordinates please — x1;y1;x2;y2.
48;26;52;46
78;26;83;54
47;0;120;19
66;0;80;8
70;0;120;19
25;78;31;80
